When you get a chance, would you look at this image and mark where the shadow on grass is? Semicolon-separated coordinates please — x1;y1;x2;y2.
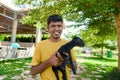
80;62;116;80
79;56;118;62
0;57;32;80
101;67;120;80
1;70;23;80
77;54;118;80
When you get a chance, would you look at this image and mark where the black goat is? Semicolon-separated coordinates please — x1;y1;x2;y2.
52;36;85;80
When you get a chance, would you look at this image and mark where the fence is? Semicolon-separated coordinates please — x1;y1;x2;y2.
0;42;34;60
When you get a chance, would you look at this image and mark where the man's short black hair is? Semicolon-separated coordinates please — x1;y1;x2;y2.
47;14;63;25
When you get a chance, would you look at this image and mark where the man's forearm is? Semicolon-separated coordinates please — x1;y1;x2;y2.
30;58;51;76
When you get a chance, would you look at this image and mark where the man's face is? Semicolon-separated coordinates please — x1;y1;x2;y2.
47;21;63;39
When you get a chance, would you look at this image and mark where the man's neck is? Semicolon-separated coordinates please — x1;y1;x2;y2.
49;37;61;42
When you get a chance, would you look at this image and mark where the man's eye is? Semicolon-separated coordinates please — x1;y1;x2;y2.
51;25;55;28
58;25;61;27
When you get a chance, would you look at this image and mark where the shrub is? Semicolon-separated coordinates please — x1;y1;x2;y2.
102;67;120;80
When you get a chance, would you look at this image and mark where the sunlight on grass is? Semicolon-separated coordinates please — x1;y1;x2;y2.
76;53;118;67
75;53;118;80
0;58;32;79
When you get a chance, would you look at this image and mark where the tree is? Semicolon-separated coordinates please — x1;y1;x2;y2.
14;0;68;42
65;0;120;70
15;0;120;70
14;0;68;26
80;26;117;58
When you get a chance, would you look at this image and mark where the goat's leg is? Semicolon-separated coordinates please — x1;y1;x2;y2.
58;60;67;80
52;67;59;80
59;66;67;80
69;53;76;74
62;70;67;80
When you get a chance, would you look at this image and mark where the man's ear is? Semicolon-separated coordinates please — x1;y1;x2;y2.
46;26;49;32
47;26;49;30
62;22;65;29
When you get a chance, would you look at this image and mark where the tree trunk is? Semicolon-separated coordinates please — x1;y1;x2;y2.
115;14;120;70
101;41;104;58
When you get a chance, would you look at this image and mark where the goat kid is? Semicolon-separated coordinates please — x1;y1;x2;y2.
52;36;85;80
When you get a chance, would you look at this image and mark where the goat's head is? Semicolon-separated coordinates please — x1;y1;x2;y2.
72;36;85;47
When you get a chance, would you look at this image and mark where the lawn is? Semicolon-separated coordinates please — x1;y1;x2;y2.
0;58;32;80
0;53;119;80
76;53;118;80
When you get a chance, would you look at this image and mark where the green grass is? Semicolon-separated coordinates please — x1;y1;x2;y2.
76;53;118;80
77;53;118;66
0;53;119;80
0;57;32;80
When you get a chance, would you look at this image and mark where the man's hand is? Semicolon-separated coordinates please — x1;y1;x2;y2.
49;52;64;66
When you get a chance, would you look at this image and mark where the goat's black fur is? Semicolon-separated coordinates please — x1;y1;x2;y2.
52;36;85;80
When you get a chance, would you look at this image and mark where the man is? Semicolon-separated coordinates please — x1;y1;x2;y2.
31;14;77;80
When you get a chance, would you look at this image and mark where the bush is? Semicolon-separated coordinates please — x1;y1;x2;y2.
0;35;5;41
102;67;120;80
3;35;50;42
105;45;117;50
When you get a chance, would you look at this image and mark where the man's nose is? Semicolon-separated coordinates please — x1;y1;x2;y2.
55;26;59;30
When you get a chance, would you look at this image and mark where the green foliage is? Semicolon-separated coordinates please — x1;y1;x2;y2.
90;41;116;50
68;0;119;19
4;36;11;41
66;0;118;46
0;35;5;41
102;67;120;80
14;0;68;27
105;44;117;50
104;40;117;50
14;0;118;42
42;34;50;40
2;34;50;42
92;43;104;48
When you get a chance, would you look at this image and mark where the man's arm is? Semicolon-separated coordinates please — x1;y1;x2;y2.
30;52;63;76
30;58;51;76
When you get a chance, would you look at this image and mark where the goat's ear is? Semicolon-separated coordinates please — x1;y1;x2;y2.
73;36;79;41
